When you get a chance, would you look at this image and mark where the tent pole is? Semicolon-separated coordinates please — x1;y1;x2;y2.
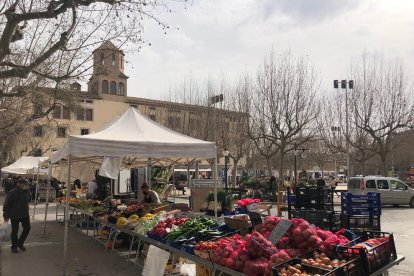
213;152;218;219
43;162;52;237
32;164;40;220
148;158;152;189
63;155;71;276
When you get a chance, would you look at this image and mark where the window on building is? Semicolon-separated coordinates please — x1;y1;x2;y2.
33;148;42;157
91;81;98;94
111;53;115;66
33;104;42;116
85;99;93;104
85;109;93;121
149;115;156;121
34;126;43;137
62;106;70;119
81;128;90;135
76;108;84;120
100;52;105;65
102;80;108;94
110;81;117;94
57;127;66;138
168;117;181;129
118;82;124;96
149;106;156;110
53;106;61;119
120;55;123;68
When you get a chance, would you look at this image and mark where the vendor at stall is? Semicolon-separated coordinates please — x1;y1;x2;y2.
140;183;161;205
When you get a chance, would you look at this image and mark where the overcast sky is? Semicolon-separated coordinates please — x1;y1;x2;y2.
122;0;414;100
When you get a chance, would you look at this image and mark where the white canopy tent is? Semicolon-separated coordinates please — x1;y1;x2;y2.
1;156;49;219
50;107;218;275
1;156;48;175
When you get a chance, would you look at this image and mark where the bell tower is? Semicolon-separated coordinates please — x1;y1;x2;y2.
88;41;128;100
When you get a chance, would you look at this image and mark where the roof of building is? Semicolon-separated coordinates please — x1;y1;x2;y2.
93;41;124;55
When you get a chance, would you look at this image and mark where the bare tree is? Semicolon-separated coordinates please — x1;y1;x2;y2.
251;51;320;209
350;53;414;176
0;0;184;165
318;93;377;175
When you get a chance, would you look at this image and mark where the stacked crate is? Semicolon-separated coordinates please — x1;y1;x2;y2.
340;192;381;231
288;187;340;231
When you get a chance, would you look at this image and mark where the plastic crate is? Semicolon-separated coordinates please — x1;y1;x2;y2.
146;232;166;243
341;193;381;205
300;250;364;276
335;231;397;275
340;214;381;231
291;209;341;231
341;207;381;216
293;187;334;210
181;244;195;255
272;258;334;276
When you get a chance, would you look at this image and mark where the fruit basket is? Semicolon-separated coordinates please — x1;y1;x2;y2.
335;231;397;275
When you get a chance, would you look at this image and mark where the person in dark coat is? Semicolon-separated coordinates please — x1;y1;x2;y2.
3;178;31;253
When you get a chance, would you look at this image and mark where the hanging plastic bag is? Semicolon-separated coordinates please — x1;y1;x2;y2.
0;222;11;242
142;245;170;276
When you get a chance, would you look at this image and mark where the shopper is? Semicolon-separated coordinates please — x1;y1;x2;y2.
140;183;161;205
2;178;31;253
87;179;98;194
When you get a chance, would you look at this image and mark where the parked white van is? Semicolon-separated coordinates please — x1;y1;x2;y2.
348;176;414;207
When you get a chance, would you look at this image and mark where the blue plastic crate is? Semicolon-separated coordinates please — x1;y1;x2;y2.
181;244;195;255
342;208;382;216
147;232;166;243
340;202;380;209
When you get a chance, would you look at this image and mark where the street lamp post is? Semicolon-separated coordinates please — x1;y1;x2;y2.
334;80;354;181
223;149;229;190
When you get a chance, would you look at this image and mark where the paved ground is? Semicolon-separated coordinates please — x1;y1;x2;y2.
0;192;412;276
0;196;142;276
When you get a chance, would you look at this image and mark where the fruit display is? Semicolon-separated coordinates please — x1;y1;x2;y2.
150;217;188;237
301;252;347;270
245;231;278;258
134;215;160;235
275;263;324;276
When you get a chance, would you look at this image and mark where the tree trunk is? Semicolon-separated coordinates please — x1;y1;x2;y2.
231;157;240;187
277;152;285;216
266;157;272;176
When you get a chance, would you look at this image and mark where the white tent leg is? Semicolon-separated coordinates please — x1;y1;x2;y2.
213;153;218;219
63;155;72;276
32;164;40;220
43;162;52;236
148;158;152;189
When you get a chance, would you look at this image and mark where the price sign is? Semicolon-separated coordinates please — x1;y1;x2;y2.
267;219;293;245
247;203;260;213
248;211;262;228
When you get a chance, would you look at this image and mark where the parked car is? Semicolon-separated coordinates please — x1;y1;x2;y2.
348;176;414;207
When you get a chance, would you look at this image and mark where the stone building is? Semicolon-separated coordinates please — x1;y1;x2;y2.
22;41;248;170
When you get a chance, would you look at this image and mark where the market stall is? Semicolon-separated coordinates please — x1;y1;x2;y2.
58;197;405;276
49;107;218;275
1;156;49;218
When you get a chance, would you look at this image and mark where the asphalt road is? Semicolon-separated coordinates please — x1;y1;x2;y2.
381;205;414;275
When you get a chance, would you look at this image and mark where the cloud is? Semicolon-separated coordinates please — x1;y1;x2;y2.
264;0;361;25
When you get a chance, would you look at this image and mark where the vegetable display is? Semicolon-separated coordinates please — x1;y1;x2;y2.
165;217;219;241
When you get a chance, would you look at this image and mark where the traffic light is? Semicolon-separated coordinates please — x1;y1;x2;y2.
349;80;354;89
341;80;347;89
334;80;338;89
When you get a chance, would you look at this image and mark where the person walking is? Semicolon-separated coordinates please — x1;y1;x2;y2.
2;178;31;253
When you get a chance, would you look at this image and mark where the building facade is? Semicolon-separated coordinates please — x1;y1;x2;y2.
27;41;247;169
